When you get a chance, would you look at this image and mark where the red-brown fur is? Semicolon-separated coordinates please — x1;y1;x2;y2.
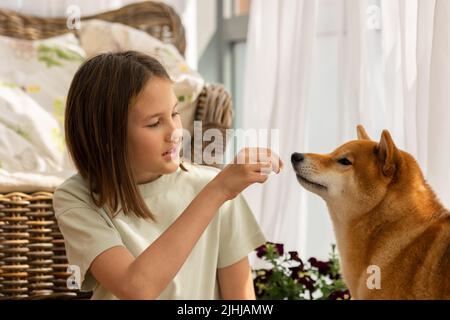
292;125;450;299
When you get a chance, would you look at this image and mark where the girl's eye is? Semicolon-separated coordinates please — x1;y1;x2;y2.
338;158;352;166
147;112;179;128
148;121;160;128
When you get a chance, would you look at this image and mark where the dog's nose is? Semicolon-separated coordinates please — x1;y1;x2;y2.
291;153;304;164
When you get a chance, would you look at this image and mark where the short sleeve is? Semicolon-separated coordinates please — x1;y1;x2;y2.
53;192;124;292
217;194;266;268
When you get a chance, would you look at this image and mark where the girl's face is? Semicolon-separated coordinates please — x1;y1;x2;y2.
127;77;182;184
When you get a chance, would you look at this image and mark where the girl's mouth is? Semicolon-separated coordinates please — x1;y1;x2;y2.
162;146;179;158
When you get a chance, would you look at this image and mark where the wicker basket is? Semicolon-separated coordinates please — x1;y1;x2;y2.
0;1;186;55
0;1;233;300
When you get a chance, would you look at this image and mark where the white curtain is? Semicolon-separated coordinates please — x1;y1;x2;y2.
243;0;450;260
340;0;450;207
242;0;320;260
422;0;450;208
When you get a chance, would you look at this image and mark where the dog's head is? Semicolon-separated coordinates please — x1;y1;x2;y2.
291;125;420;219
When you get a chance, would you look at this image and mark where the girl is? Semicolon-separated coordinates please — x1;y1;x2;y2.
53;51;282;300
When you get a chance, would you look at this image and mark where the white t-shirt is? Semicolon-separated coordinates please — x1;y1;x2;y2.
52;162;266;300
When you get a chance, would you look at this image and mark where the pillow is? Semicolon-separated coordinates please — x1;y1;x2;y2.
0;33;86;131
79;19;204;134
0;85;67;173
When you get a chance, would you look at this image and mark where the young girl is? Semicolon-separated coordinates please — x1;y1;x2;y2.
53;51;282;300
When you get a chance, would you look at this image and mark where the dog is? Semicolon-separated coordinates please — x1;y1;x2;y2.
291;125;450;299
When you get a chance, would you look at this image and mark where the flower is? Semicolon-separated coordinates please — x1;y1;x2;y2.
256;242;284;258
328;290;351;300
273;243;284;256
298;274;316;291
256;244;267;258
289;266;303;280
289;251;303;263
308;257;331;276
253;242;350;300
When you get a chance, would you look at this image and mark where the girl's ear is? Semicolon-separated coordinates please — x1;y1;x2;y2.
356;125;371;140
377;130;398;178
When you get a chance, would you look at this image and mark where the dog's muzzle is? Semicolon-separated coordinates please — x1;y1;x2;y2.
291;152;328;191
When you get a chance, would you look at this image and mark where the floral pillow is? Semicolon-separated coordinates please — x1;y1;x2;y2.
79;19;204;134
0;33;86;176
0;85;65;173
0;33;85;129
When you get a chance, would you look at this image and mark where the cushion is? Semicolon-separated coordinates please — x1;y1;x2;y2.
0;85;64;172
0;33;86;190
0;33;85;125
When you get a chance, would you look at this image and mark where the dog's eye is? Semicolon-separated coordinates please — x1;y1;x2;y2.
338;158;352;166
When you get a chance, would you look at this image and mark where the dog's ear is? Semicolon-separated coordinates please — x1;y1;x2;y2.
357;125;371;140
376;130;398;178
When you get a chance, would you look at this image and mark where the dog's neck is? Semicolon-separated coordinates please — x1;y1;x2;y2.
326;178;447;297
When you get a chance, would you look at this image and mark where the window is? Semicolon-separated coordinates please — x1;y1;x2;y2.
223;0;252;18
218;0;251;129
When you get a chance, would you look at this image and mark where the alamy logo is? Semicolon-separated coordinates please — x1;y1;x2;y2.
67;265;81;290
366;5;381;30
66;5;81;30
366;265;381;290
176;121;280;172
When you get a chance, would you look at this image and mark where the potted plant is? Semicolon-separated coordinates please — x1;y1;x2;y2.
253;242;351;300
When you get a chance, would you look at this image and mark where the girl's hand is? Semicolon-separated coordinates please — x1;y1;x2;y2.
207;148;284;201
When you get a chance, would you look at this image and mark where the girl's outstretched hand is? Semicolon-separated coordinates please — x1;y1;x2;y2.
207;148;284;201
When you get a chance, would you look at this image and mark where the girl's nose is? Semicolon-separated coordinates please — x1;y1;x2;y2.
166;127;183;143
164;116;182;142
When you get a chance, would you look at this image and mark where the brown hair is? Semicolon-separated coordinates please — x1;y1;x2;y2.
65;51;180;220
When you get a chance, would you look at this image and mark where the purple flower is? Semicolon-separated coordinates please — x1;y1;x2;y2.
328;290;351;300
289;266;303;280
262;242;284;256
254;269;273;287
298;274;315;291
289;251;303;263
329;272;341;280
308;257;331;276
271;242;284;256
256;244;267;258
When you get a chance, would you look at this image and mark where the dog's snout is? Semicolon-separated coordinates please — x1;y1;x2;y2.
291;153;304;164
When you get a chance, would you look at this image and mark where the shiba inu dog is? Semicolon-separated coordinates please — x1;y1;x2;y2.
291;125;450;299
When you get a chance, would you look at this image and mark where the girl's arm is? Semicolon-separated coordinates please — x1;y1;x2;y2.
90;149;282;299
218;257;256;299
90;183;227;299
